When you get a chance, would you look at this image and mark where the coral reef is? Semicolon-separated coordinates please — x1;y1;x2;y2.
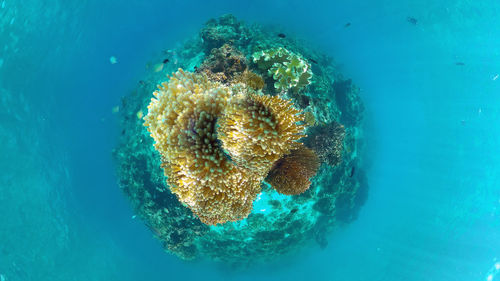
197;44;247;84
333;79;364;126
200;14;250;52
144;69;306;225
304;121;346;166
114;14;366;265
266;146;320;195
252;47;312;92
196;43;264;90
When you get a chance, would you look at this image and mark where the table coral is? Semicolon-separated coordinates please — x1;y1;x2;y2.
252;47;312;92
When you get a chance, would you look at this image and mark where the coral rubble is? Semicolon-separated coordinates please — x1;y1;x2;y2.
114;14;366;265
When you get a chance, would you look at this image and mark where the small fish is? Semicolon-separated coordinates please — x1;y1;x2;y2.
109;56;118;64
290;208;298;214
111;105;120;114
162;58;169;64
136;110;143;119
407;17;417;25
344;22;351;28
493;74;499;81
153;63;164;72
131;215;137;219
349;166;355;177
309;58;318;64
277;33;286;38
455;62;465;66
139;80;146;86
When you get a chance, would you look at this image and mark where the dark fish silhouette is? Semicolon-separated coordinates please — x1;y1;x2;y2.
278;33;286;38
163;58;169;64
455;62;465;66
349;166;355;177
407;17;418;25
344;22;351;28
309;58;318;64
290;208;298;214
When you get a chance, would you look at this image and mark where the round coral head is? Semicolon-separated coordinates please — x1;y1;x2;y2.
266;146;320;195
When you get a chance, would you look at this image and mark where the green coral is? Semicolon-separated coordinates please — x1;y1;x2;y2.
252;47;312;92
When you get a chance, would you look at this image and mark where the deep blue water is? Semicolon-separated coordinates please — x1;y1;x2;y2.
1;0;500;280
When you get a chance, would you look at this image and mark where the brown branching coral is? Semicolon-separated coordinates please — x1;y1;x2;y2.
217;92;306;176
266;146;320;195
144;69;307;225
304;121;345;166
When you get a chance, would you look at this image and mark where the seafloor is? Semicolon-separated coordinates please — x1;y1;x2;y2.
113;14;367;265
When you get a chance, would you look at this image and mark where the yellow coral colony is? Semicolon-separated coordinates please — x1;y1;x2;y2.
144;69;306;225
217;91;306;176
144;69;260;225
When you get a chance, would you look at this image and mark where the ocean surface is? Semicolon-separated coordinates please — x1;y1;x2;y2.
1;0;499;280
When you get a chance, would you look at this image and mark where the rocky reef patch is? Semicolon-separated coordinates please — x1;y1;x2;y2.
113;14;367;266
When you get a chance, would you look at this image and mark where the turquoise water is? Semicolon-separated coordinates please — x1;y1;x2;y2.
1;0;499;280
